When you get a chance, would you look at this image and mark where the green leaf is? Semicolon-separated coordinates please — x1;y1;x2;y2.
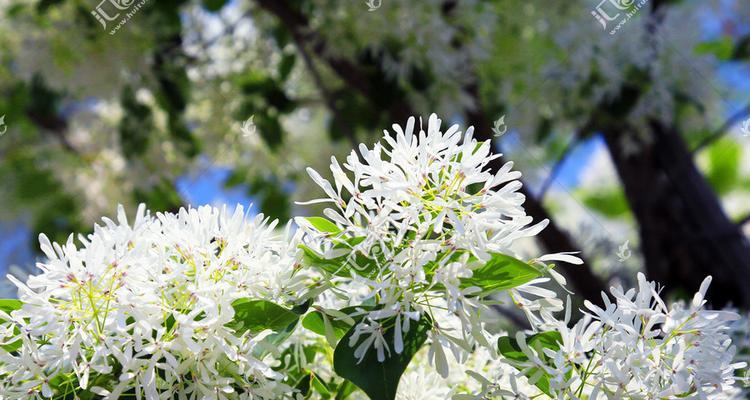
334;380;358;399
310;372;332;396
278;53;297;81
303;312;346;343
119;85;154;159
0;299;22;316
0;299;22;353
228;299;299;335
304;217;341;234
580;187;630;218
333;236;366;249
695;37;735;61
246;175;292;222
292;299;313;315
706;139;741;195
295;373;312;397
299;244;350;277
334;316;432;400
298;244;380;279
302;307;359;344
462;253;542;294
498;331;562;396
201;0;229;12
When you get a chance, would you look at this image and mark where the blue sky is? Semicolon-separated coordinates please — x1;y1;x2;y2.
0;167;255;279
176;166;254;209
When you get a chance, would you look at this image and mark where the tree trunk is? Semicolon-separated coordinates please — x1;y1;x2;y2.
603;121;750;307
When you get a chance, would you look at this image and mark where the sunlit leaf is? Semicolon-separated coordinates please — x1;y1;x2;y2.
334;316;432;400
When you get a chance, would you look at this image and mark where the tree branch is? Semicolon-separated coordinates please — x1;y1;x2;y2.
288;23;360;150
538;134;581;200
25;110;79;154
253;0;413;123
692;103;750;154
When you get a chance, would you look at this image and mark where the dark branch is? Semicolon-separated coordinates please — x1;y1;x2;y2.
538;134;581;200
25;110;79;154
288;23;360;150
692;103;750;154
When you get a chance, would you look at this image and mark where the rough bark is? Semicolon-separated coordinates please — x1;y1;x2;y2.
603;121;750;307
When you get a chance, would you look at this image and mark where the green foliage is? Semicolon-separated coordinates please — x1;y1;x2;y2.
580;187;630;218
234;69;297;149
302;307;358;345
133;179;183;213
299;244;353;277
119;85;154;159
228;299;300;334
247;175;292;221
695;37;735;61
35;0;64;14
334;315;432;400
201;0;229;12
27;74;64;121
223;172;292;221
705;139;742;195
304;217;341;234
733;36;750;60
498;331;563;396
299;241;380;279
462;253;542;295
0;300;22;352
0;299;21;318
278;53;297;81
0;150;86;246
300;246;541;297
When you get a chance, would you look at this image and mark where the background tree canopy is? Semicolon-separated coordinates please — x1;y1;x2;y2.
0;0;749;309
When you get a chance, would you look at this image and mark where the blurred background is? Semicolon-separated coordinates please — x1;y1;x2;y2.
0;0;748;310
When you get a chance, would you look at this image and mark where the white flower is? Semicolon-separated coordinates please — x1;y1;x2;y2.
0;204;307;399
297;113;571;376
502;273;746;399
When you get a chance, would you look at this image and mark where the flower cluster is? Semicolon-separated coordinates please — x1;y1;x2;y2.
0;114;745;400
297;113;576;376
0;205;307;399
493;273;746;399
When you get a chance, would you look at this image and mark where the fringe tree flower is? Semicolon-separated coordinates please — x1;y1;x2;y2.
496;273;746;399
296;114;577;383
0;205;309;399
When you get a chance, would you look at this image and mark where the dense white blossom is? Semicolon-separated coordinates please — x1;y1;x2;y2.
493;273;746;399
297;113;577;377
0;113;745;400
0;204;307;399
